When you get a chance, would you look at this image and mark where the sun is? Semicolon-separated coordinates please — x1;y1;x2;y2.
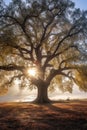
27;67;37;77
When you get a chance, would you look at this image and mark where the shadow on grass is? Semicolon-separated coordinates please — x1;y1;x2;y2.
42;103;87;130
0;101;87;130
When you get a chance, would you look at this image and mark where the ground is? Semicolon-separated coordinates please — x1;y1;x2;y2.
0;100;87;130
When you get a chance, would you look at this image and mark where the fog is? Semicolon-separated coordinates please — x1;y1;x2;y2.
0;84;87;103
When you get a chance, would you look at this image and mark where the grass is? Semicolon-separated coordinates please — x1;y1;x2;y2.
0;100;87;130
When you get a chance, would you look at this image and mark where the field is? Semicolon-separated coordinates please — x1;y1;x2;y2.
0;100;87;130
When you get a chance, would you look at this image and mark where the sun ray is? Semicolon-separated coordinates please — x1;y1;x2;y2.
27;68;37;77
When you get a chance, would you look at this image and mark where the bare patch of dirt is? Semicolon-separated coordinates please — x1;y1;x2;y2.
0;100;87;130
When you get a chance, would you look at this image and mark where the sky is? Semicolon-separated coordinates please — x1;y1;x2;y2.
72;0;87;10
4;0;87;10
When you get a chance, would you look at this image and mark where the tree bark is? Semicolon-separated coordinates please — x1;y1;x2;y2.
34;83;50;104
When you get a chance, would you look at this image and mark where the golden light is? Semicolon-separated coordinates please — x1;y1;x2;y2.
27;67;37;77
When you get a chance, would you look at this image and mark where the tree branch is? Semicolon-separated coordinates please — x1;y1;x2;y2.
0;64;24;71
0;74;23;88
53;25;82;55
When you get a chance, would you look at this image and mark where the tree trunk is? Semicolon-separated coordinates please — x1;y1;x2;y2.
34;83;50;104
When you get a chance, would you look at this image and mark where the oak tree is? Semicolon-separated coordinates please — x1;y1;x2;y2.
0;0;87;103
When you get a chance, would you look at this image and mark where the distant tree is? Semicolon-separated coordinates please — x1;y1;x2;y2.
0;0;87;103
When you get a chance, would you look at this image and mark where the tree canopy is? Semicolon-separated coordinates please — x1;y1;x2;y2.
0;0;87;103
